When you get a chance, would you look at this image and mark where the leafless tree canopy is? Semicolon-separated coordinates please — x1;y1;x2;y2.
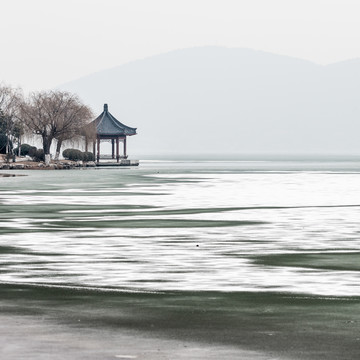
0;84;23;154
21;90;94;162
0;84;22;116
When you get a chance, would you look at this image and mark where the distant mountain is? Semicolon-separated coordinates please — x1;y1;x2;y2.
59;47;360;157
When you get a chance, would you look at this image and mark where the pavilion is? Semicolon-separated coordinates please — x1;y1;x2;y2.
86;104;137;163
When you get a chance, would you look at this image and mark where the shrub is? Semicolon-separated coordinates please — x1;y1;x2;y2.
83;152;95;162
71;150;84;161
14;144;37;156
32;149;44;162
62;148;72;159
62;148;84;161
28;146;37;158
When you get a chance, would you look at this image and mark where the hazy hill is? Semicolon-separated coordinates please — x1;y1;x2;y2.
60;47;360;157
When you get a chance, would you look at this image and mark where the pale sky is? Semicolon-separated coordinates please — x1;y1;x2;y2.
1;0;360;92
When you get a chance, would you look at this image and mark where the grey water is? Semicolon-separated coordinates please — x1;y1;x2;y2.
1;159;360;296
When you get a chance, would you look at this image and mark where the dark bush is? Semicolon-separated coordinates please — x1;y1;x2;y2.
33;149;44;162
72;150;84;161
83;152;95;162
28;146;37;158
62;148;84;161
14;144;37;156
62;148;72;159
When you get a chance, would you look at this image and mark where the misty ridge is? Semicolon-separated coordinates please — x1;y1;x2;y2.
60;46;360;157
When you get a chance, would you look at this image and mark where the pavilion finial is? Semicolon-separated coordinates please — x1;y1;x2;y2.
104;104;108;112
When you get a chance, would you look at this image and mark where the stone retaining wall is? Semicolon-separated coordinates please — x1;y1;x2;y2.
0;161;97;170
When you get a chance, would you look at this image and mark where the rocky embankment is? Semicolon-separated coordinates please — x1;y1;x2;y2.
0;160;96;170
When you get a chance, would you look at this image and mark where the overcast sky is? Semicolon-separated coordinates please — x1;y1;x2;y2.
1;0;360;92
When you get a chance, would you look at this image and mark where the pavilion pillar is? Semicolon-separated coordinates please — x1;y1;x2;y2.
111;139;115;159
85;137;88;153
97;137;100;163
116;137;120;163
123;137;127;158
93;141;96;158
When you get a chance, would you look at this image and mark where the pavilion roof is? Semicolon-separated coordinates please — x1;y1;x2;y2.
89;104;137;136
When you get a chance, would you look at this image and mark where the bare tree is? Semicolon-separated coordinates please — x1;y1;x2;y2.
82;118;97;153
0;84;23;155
54;107;97;161
21;90;93;165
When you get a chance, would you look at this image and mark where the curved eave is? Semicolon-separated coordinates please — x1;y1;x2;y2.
97;131;137;137
91;110;137;136
106;112;137;134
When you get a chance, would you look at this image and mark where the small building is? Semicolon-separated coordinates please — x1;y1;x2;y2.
86;104;137;163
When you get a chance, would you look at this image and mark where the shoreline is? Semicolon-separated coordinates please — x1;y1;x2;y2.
0;160;96;170
0;159;139;170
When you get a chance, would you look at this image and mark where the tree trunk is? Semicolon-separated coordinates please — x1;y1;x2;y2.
18;136;21;157
43;136;53;166
54;139;63;161
44;154;51;165
5;132;10;155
